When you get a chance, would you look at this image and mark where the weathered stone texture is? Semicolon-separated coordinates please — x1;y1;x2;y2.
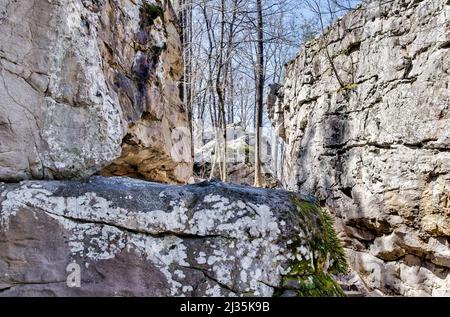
0;177;346;297
0;0;192;183
269;0;449;296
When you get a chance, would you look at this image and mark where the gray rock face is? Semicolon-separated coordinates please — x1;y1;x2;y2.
0;0;192;183
269;0;450;296
0;177;346;297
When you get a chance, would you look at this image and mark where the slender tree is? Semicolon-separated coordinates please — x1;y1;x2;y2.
183;0;352;184
254;0;265;187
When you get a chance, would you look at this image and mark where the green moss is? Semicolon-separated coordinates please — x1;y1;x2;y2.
337;82;358;93
299;118;308;131
281;272;345;297
277;196;348;297
244;145;254;155
66;147;81;156
141;2;164;26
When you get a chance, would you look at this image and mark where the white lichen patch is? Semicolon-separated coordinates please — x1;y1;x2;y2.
187;195;291;296
0;184;295;297
43;0;124;178
196;252;207;265
0;184;47;228
182;286;193;293
205;284;223;297
1;184;188;235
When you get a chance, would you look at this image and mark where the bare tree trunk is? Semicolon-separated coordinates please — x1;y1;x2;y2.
209;131;219;180
180;0;194;161
215;0;228;182
186;0;310;184
254;0;264;188
228;66;235;124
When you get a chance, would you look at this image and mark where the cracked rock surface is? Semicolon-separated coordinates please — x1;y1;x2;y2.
0;177;346;297
269;0;449;296
0;0;192;183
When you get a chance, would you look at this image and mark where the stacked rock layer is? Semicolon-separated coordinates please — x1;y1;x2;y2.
269;0;450;296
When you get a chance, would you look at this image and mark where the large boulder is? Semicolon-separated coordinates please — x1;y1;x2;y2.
0;177;347;297
0;0;192;183
193;125;278;187
269;0;450;296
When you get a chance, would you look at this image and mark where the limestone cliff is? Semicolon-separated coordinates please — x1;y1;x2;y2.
0;0;192;184
0;0;350;298
269;0;449;296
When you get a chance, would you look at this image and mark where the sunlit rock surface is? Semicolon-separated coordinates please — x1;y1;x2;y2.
194;126;279;187
0;0;192;183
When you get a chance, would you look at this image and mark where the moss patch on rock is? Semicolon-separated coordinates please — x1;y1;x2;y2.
141;2;164;27
337;82;358;93
277;195;348;297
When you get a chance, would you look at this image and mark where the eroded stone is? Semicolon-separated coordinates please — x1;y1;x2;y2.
269;0;450;296
0;0;192;184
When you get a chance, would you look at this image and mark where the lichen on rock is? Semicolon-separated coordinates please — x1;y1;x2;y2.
0;177;348;297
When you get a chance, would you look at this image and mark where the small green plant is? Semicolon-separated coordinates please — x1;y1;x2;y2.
299;118;308;131
276;196;348;297
337;82;358;93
